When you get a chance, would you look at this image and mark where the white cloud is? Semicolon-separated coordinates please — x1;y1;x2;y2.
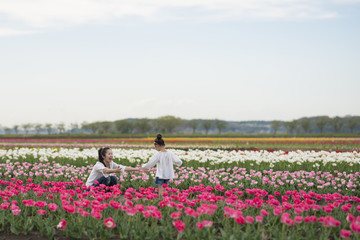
332;0;360;3
0;27;37;36
0;0;356;30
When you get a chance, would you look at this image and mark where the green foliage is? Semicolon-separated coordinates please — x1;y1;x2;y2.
270;121;282;136
299;118;311;133
188;120;199;134
215;119;227;134
316;116;330;133
115;120;134;134
285;120;298;134
330;116;344;133
2;116;360;136
153;116;184;134
202;120;213;134
134;118;152;133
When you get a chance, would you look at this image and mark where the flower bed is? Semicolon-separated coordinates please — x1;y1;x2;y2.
0;148;359;239
1;137;359;151
0;180;359;239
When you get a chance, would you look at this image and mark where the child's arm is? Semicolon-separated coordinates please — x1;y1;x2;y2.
173;155;183;166
142;154;159;170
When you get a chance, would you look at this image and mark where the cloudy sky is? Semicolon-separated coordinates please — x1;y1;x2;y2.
1;0;359;126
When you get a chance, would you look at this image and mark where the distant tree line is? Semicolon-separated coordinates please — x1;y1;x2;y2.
0;115;359;135
0;116;228;135
270;116;360;135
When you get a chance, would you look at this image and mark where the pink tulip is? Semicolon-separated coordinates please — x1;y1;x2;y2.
104;217;116;229
294;208;303;215
341;205;350;212
142;211;151;218
350;221;360;233
152;210;162;219
196;222;204;229
91;210;102;219
284;218;294;226
38;209;47;215
126;208;137;216
63;205;76;214
158;201;166;208
57;219;67;230
11;209;21;215
281;213;291;223
340;229;352;238
184;207;198;217
134;204;144;212
273;207;283;216
170;211;182;219
22;199;35;207
203;220;213;227
35;201;47;208
323;206;333;213
245;216;254;224
79;209;90;217
346;214;355;222
48;203;58;212
235;216;245;224
260;209;269;217
294;216;303;223
1;203;9;210
256;215;263;223
172;220;186;232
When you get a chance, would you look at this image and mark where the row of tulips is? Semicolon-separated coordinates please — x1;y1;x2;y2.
0;159;359;196
1;137;360;143
0;178;360;239
1;148;360;168
1;138;360;152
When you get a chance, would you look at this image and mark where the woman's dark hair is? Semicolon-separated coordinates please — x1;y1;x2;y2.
154;134;165;146
98;147;111;166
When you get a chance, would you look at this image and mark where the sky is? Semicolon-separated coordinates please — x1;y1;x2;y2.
1;0;360;127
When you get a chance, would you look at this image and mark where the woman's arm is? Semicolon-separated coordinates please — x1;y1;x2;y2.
103;168;122;174
124;166;141;171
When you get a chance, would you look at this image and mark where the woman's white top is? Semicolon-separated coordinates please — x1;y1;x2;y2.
85;161;126;186
142;151;182;179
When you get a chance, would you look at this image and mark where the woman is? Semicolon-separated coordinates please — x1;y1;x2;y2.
86;147;141;188
141;134;183;196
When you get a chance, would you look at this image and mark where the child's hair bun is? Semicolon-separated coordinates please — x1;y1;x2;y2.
154;134;165;146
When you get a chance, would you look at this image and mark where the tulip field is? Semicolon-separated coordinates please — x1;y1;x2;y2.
0;146;360;239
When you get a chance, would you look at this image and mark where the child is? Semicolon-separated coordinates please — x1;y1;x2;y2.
85;147;141;188
141;134;183;196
